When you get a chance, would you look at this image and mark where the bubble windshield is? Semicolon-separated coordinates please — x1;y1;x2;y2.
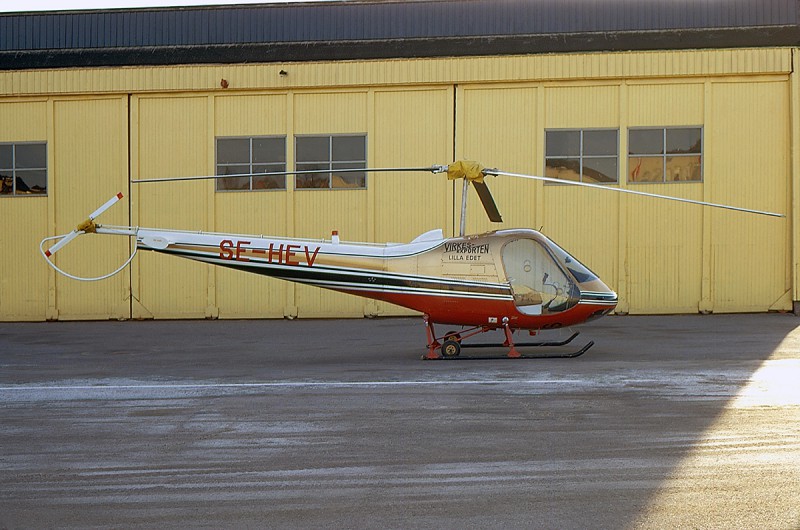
540;236;599;284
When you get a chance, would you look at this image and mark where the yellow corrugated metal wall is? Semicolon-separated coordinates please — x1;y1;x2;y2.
0;48;795;320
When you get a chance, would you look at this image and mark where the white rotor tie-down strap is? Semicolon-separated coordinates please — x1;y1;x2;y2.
39;233;138;282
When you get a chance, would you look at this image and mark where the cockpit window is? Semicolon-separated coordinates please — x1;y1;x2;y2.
501;238;579;315
542;236;599;284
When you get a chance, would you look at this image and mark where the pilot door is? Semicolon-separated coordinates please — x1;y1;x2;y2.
502;238;579;315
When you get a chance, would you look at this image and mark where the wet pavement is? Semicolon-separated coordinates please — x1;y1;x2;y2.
1;314;799;529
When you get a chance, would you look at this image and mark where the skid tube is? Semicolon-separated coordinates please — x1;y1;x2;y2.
427;341;594;361
422;315;594;360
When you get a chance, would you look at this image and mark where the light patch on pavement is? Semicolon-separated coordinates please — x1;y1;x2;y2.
634;336;800;529
732;359;800;408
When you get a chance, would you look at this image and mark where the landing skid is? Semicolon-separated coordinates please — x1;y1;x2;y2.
426;340;594;360
461;331;581;349
422;315;594;360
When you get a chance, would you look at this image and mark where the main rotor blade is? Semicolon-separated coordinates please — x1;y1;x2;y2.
132;166;441;184
472;180;503;222
486;169;785;218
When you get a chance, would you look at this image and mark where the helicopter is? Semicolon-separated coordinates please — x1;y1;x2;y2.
40;161;783;360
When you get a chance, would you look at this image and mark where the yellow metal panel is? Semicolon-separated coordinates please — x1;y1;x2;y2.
0;100;49;320
51;97;131;319
709;81;790;311
459;85;538;234
291;91;369;317
214;93;287;137
626;83;704;312
373;88;452;242
213;93;290;318
628;83;704;126
542;188;620;295
293;190;367;317
213;193;289;318
0;100;46;141
372;87;453;316
134;95;210;318
0;199;48;320
293;91;367;134
545;85;619;128
626;186;704;313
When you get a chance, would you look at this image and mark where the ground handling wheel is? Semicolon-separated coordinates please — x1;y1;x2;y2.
441;339;461;358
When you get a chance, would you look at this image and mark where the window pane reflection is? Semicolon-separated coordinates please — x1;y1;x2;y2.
545;158;581;182
545;130;580;157
629;129;664;155
629;156;664;183
583;157;617;183
583;130;617;156
667;128;701;154
666;155;701;181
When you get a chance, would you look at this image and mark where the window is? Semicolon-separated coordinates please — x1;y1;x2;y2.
295;134;367;189
0;142;47;196
629;127;702;183
215;136;286;191
545;129;618;184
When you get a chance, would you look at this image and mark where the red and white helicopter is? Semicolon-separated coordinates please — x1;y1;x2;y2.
41;161;783;360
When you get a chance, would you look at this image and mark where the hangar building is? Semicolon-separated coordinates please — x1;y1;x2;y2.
0;0;797;321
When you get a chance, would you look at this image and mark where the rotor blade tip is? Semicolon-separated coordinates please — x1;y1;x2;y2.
116;192;124;199
45;249;52;258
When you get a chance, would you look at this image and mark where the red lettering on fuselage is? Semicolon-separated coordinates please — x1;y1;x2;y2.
285;244;300;266
304;246;320;267
219;240;321;267
220;239;234;260
268;243;283;263
235;241;251;261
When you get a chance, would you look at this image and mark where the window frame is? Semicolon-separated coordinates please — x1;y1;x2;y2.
544;128;619;185
0;141;48;197
294;133;368;191
214;135;287;192
628;126;703;184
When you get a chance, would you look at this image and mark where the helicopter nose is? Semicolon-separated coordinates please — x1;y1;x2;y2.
580;290;618;320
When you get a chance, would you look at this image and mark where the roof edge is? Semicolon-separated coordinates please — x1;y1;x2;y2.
2;26;799;71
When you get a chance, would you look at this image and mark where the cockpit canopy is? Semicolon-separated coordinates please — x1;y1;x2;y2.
501;233;611;316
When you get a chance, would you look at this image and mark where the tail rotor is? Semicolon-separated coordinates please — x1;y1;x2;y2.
40;192;136;281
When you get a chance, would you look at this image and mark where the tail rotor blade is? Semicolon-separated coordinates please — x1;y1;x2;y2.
89;192;124;220
43;192;125;258
44;230;80;258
